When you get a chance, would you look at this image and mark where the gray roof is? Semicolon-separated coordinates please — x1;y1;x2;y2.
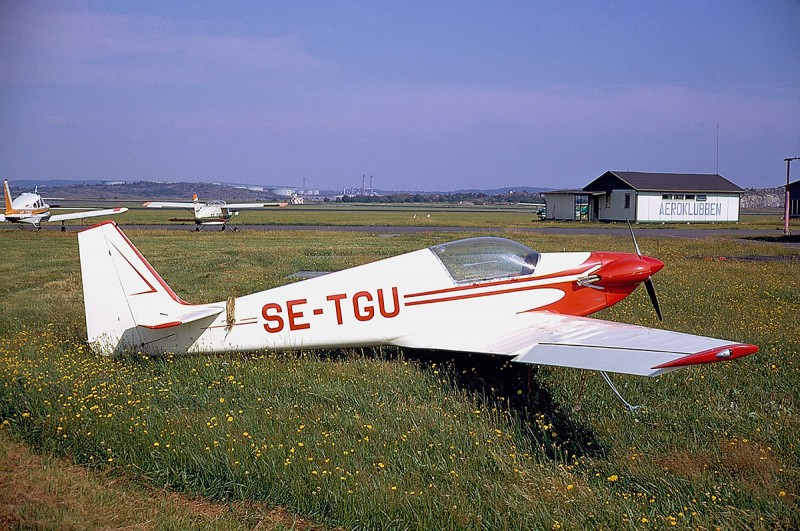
584;171;746;193
542;189;606;197
541;188;592;195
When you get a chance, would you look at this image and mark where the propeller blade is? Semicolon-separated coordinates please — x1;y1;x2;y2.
629;219;662;320
626;219;642;256
644;278;662;321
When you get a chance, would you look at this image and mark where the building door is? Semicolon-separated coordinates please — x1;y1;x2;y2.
574;194;589;221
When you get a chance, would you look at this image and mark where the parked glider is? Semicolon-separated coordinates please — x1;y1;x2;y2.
78;221;757;379
1;179;127;231
143;194;288;230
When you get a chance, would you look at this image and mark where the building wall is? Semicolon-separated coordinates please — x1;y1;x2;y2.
545;194;579;220
596;190;635;221
636;192;741;222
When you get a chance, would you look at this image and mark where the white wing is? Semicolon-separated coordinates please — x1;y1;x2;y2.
225;202;288;209
48;207;128;223
143;201;195;208
389;312;757;377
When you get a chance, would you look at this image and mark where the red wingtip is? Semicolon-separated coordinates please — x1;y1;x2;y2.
652;343;759;369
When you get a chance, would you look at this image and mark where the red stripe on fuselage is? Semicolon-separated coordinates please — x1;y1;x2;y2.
404;264;595;301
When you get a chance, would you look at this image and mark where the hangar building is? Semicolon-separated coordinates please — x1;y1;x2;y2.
543;171;746;223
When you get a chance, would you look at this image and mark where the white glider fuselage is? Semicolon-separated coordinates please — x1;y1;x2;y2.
79;221;758;377
173;248;586;352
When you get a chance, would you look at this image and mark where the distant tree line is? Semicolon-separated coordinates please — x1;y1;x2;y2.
333;191;544;204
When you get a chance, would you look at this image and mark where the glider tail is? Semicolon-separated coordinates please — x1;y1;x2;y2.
78;221;219;354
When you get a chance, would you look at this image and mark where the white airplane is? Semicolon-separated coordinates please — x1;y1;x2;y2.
1;179;128;231
143;194;288;231
78;221;758;387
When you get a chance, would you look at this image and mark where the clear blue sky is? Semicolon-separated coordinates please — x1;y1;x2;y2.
1;1;798;191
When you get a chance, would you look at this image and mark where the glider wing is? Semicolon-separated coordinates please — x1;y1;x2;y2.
390;312;757;377
48;207;128;222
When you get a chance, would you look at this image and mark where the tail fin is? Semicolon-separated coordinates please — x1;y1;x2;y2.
78;221;223;354
3;180;13;215
192;194;201;216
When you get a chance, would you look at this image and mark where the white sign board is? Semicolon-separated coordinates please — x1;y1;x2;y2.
636;193;740;222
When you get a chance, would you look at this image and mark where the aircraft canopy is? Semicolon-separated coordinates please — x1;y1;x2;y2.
430;237;540;284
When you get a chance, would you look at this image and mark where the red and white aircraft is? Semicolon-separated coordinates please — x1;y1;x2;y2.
2;179;127;231
143;194;288;231
78;221;757;379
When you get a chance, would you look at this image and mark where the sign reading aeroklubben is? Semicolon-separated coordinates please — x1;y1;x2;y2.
638;192;740;222
658;200;721;217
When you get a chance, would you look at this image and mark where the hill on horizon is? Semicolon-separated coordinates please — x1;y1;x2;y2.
3;179;783;208
7;179;552;199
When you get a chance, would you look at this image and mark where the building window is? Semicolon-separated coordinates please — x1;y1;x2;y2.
696;195;707;201
662;194;672;200
624;193;631;209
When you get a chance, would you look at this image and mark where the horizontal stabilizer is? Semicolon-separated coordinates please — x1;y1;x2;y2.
138;306;225;330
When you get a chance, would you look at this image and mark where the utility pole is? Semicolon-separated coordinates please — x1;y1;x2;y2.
785;157;800;235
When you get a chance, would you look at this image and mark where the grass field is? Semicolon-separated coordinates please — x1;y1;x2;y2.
53;202;796;231
1;219;798;529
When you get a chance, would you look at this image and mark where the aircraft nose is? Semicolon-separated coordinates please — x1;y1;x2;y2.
641;255;664;275
596;253;663;286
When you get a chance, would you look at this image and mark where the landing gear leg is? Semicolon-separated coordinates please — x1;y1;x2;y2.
61;222;67;232
220;225;226;231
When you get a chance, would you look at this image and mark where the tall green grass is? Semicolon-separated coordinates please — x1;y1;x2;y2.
0;226;798;528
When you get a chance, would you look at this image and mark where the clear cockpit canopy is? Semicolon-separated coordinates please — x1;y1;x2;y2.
429;237;540;284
